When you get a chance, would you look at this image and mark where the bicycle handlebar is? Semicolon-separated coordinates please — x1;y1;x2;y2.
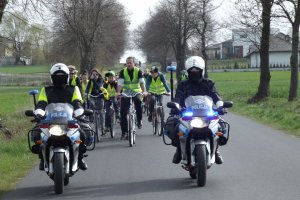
148;93;170;97
85;93;104;98
119;92;142;98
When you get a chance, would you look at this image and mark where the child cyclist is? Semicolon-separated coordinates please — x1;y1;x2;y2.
103;70;120;132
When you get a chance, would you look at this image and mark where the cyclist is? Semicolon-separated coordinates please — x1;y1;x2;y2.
117;56;147;140
68;65;82;92
179;69;188;82
103;70;120;132
33;63;88;171
146;66;171;122
81;70;89;95
85;68;109;134
143;68;150;79
80;70;89;108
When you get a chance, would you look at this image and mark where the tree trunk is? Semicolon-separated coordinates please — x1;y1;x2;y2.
288;1;300;101
0;0;8;23
175;45;186;82
248;0;272;103
80;49;95;73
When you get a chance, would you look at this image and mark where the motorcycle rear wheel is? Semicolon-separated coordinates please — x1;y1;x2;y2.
54;152;64;194
195;144;207;187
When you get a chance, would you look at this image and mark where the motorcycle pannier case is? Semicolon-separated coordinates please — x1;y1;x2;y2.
164;116;179;140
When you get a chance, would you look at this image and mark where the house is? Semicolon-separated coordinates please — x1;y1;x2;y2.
247;33;300;68
0;36;15;66
206;28;281;60
206;39;233;60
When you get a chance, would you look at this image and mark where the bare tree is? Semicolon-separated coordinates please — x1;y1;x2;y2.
143;0;199;79
248;0;274;103
134;11;174;71
0;0;8;23
274;0;300;101
0;12;30;64
233;0;273;103
193;0;221;77
51;0;128;72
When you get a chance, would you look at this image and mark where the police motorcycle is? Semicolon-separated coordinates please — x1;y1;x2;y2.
165;95;232;187
25;91;94;194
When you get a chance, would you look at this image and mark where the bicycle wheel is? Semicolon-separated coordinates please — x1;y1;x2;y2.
159;107;164;136
95;113;101;142
128;114;134;147
156;108;162;136
152;109;157;135
109;108;115;138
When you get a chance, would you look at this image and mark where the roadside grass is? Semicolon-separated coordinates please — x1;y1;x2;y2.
0;65;50;74
0;119;37;196
210;71;300;136
0;87;38;197
0;87;38;114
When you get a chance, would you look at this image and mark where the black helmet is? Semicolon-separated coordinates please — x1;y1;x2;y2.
150;66;159;73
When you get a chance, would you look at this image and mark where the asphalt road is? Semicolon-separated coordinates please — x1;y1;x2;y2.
2;110;300;200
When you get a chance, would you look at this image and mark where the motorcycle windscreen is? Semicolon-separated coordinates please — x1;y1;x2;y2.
184;95;214;117
44;103;74;125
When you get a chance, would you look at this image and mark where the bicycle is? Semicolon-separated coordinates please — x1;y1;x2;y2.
142;95;150;116
119;90;141;147
0;118;12;139
150;94;166;136
85;93;105;142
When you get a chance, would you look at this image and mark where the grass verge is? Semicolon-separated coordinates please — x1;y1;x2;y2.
210;71;300;136
0;113;37;197
0;65;50;74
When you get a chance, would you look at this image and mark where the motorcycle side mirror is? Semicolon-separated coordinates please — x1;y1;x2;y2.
167;102;181;111
84;109;93;116
223;101;233;108
25;110;35;117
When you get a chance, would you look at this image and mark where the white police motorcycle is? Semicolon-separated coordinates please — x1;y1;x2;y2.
166;95;232;187
25;91;94;194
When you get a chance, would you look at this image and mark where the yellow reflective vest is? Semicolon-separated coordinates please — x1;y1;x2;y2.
148;76;165;94
123;67;142;93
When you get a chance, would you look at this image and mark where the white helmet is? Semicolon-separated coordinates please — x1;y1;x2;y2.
50;63;69;75
50;63;70;86
185;56;205;77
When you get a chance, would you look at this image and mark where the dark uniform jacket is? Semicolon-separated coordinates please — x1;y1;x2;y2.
174;78;222;108
36;85;83;111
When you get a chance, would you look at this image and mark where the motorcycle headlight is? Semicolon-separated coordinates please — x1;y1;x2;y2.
190;118;207;128
49;125;67;136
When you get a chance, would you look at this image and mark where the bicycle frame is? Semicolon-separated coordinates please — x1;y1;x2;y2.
120;91;141;147
86;94;105;142
151;94;165;136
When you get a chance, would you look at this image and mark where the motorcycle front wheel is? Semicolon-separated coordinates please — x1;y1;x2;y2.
54;152;65;194
195;144;207;187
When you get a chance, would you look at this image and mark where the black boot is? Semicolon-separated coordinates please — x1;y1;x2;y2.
172;147;182;164
215;149;223;164
148;113;152;122
39;159;44;171
78;148;88;170
78;158;88;170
